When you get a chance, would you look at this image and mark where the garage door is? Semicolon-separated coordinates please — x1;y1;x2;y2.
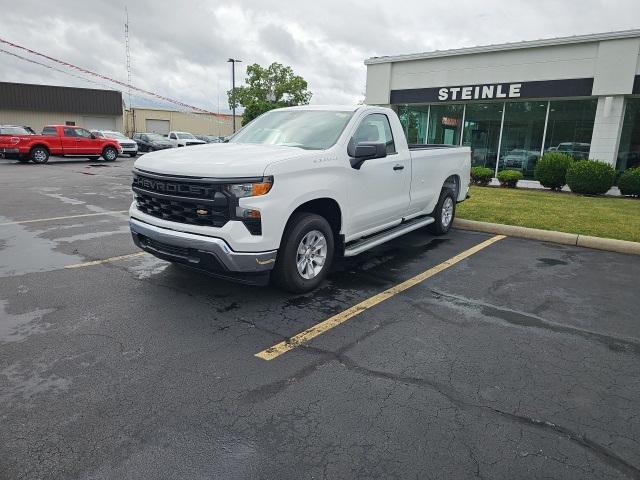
82;116;117;130
146;119;170;135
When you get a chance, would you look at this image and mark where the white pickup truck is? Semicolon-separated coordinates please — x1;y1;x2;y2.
167;131;207;147
129;105;470;292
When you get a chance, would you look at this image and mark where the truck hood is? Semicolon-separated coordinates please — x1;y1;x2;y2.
133;143;307;177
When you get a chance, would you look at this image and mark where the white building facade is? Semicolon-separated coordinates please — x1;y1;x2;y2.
365;30;640;179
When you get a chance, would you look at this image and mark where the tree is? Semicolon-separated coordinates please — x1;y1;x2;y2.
228;62;312;125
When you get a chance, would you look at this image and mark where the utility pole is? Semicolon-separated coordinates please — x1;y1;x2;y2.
124;6;134;136
227;58;242;133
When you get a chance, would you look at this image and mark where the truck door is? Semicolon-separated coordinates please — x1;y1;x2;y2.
74;128;101;155
61;127;79;154
347;113;410;235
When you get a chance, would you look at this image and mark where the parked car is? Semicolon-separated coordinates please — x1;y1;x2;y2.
0;125;121;163
132;133;175;153
129;105;470;292
0;125;33;137
547;142;590;160
167;131;206;147
92;130;138;157
194;134;223;144
501;149;539;173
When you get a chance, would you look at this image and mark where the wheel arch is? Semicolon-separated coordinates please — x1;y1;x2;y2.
29;143;50;154
286;198;343;238
443;174;461;198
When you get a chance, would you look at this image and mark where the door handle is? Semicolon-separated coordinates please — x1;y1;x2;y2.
393;164;404;171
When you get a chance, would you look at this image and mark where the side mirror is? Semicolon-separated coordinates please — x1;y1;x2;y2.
90;134;97;139
347;141;387;169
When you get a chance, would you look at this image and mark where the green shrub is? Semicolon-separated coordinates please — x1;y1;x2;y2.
470;166;494;186
618;168;640;197
534;152;573;191
566;160;615;195
497;169;523;188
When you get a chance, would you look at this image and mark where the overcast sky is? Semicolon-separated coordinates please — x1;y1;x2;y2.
1;0;639;113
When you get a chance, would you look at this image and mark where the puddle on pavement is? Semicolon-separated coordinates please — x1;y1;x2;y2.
0;216;84;277
126;254;169;279
537;257;569;267
0;299;55;343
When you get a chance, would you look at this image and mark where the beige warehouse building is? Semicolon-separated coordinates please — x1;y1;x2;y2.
125;108;237;137
0;82;124;133
0;81;239;138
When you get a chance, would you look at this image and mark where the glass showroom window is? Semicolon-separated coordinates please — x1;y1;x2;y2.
498;101;547;179
427;104;464;145
462;103;503;171
617;97;640;171
544;99;597;160
398;105;429;144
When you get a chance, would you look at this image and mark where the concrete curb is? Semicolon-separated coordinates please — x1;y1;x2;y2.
453;218;640;256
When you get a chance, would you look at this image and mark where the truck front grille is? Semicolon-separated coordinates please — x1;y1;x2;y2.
133;172;231;227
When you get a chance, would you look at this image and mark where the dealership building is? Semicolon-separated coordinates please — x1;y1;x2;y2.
365;29;640;179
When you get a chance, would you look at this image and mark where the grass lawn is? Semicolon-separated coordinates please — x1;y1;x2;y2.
457;186;640;242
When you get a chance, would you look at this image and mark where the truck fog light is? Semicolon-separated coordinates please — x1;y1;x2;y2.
235;207;261;219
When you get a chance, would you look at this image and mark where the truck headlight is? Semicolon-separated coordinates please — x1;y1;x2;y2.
224;177;273;198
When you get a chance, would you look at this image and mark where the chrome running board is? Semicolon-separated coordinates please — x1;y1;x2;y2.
343;216;435;257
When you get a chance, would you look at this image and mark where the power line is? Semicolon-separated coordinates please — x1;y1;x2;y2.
0;36;223;116
0;47;229;127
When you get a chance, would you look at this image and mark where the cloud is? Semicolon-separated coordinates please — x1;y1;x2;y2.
0;0;639;111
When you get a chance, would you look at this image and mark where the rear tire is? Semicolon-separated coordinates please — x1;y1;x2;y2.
272;213;334;293
102;146;118;162
428;188;456;235
30;146;49;164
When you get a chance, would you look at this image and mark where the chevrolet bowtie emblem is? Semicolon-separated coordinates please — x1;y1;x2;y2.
196;209;208;215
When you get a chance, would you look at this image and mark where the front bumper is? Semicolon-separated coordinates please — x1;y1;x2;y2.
120;145;138;154
130;217;277;285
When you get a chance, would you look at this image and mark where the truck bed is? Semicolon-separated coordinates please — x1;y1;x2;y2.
408;144;461;150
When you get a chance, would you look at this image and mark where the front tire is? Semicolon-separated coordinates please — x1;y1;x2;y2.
102;146;118;162
30;146;49;164
428;188;456;235
272;213;334;293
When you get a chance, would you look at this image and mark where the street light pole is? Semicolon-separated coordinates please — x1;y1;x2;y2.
227;58;242;133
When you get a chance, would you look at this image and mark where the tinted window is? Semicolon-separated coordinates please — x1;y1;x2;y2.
351;113;396;154
169;133;176;139
63;127;77;137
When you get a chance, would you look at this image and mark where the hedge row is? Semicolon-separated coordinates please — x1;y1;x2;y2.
472;152;639;197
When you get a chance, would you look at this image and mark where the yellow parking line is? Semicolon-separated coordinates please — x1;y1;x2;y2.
64;252;146;269
0;210;128;226
255;234;506;361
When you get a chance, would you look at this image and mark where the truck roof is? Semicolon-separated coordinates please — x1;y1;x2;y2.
276;105;362;112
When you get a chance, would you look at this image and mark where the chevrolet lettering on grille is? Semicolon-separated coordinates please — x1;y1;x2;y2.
133;176;215;197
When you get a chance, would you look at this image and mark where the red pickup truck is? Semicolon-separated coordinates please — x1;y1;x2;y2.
0;125;122;163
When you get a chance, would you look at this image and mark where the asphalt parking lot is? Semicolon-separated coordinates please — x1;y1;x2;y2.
1;156;639;480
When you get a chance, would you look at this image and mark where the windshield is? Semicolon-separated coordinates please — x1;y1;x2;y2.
230;110;354;150
177;133;195;139
0;126;32;135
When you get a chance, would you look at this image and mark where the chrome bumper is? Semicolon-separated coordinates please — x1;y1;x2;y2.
129;217;277;273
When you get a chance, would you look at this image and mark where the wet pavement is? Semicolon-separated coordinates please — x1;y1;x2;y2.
1;156;639;480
